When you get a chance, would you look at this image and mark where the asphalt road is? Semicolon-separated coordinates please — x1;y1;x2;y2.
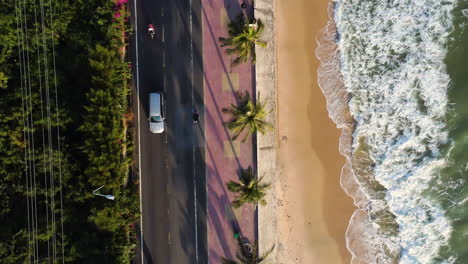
130;0;206;263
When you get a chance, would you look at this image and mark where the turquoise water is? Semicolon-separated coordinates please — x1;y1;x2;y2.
331;0;468;262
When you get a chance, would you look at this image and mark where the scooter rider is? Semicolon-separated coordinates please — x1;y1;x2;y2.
148;24;155;38
193;109;199;124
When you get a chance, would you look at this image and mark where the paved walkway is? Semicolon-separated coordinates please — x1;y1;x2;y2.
202;0;257;262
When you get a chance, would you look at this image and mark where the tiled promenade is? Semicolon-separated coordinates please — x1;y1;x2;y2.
202;0;257;262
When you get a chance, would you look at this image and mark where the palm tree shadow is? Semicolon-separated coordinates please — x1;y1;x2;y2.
223;0;255;24
203;71;243;167
198;116;254;261
175;198;197;258
201;6;239;100
197;116;243;237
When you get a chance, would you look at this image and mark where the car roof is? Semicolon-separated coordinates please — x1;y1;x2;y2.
149;93;162;117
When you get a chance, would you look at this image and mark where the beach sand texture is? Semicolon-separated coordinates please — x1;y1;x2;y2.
275;0;355;263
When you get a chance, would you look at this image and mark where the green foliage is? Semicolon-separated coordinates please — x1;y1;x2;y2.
0;72;8;89
227;166;270;208
0;230;30;264
80;44;129;190
219;16;266;65
90;188;140;233
0;7;17;65
223;92;273;142
221;238;275;264
0;0;138;262
0;4;16;91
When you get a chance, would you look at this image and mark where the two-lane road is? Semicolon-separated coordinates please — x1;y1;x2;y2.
130;0;206;262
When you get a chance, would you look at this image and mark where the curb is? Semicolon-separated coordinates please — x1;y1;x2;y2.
254;0;278;262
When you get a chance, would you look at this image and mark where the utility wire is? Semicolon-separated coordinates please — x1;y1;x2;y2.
15;1;32;262
39;0;57;261
32;0;51;261
21;0;40;261
47;0;66;260
18;1;35;261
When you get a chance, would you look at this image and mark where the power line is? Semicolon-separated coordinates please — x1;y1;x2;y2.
15;1;32;262
38;0;57;261
19;1;35;261
21;0;40;260
47;0;65;260
32;0;52;260
17;0;65;262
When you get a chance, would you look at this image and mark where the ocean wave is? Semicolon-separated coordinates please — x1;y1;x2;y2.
317;0;458;262
332;0;456;262
316;2;401;263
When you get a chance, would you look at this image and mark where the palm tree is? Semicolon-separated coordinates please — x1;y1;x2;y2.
222;92;273;142
227;166;270;208
221;237;275;264
219;15;267;65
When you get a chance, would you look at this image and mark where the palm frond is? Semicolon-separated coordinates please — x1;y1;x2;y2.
258;243;275;262
226;166;270;208
240;166;254;184
221;237;275;264
218;16;267;66
222;92;273;141
227;181;244;193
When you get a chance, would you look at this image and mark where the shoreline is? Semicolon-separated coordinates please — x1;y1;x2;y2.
275;0;356;263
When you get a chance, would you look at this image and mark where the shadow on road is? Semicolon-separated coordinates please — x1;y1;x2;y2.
134;222;154;264
197;119;250;262
201;5;240;100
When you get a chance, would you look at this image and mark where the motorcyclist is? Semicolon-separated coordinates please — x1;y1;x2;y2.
193;109;199;124
148;24;155;38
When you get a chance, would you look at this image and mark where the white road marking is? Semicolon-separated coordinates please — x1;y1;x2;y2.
133;0;144;262
189;0;199;262
162;24;165;43
161;7;164;17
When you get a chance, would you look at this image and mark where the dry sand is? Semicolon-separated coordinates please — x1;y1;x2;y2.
275;0;356;263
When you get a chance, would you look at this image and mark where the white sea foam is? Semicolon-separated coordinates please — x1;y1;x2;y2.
333;0;456;262
462;9;468;17
316;2;392;263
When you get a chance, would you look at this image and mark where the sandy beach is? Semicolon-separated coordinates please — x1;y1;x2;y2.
275;0;356;263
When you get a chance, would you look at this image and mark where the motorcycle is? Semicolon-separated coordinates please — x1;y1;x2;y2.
193;110;199;124
148;24;155;39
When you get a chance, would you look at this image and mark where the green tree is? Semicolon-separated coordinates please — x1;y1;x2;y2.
0;0;138;262
80;44;127;190
219;16;266;65
223;92;273;142
221;238;275;264
0;72;8;89
227;166;270;208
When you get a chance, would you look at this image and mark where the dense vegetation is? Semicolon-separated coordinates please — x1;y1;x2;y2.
0;0;138;263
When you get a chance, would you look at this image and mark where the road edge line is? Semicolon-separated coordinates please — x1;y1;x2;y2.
189;0;199;262
132;0;144;262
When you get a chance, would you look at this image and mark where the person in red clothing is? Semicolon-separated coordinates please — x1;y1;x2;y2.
148;24;155;39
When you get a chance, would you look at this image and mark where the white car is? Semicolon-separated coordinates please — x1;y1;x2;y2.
149;92;165;133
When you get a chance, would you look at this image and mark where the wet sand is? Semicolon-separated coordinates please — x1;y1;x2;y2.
275;0;356;263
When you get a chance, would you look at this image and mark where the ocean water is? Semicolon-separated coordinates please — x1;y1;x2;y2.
317;0;468;263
